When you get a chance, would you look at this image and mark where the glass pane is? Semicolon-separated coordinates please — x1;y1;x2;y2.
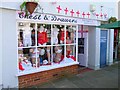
52;25;65;45
37;46;52;66
37;24;51;46
18;22;36;47
66;25;76;44
53;45;64;64
18;48;36;72
66;45;76;62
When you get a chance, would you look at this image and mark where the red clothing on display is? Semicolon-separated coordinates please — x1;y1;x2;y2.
43;31;48;43
19;62;24;71
60;31;68;41
38;32;48;45
67;55;76;61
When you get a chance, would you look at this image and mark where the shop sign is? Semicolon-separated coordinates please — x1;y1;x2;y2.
17;12;77;24
16;11;98;26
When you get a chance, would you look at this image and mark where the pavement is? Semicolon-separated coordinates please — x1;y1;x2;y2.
30;62;119;88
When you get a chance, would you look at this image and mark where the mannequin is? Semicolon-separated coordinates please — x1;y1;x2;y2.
70;31;75;43
43;28;48;44
38;26;48;45
30;48;40;67
52;26;59;44
66;37;72;57
31;26;35;46
47;46;51;64
21;57;32;70
60;28;68;44
23;23;32;47
54;46;63;63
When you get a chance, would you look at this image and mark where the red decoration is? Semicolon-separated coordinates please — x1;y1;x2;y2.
38;31;48;45
104;14;107;18
76;11;80;17
57;5;62;13
70;9;74;16
82;12;85;18
87;12;90;18
96;14;99;18
64;8;69;15
81;25;83;38
78;25;88;38
19;62;24;71
100;13;103;18
67;55;76;61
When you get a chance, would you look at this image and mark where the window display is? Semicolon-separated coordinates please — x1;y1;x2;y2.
17;22;78;73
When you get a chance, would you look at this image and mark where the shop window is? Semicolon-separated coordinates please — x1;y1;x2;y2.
17;22;78;73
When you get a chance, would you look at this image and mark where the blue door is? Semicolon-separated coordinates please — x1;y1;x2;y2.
100;30;107;68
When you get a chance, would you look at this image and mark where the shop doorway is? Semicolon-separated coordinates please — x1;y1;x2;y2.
78;25;88;67
100;30;108;68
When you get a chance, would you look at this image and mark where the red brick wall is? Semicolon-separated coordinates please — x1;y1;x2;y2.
18;64;79;88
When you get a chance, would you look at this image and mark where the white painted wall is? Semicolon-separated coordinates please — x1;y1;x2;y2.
1;1;116;20
2;8;18;88
118;1;120;20
108;29;114;65
0;8;3;89
88;27;100;70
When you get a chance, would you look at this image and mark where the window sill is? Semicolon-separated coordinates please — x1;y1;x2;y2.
16;61;79;76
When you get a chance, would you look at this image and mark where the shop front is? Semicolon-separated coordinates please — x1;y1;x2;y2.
16;11;99;88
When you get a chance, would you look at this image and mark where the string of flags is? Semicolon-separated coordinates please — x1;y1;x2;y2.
56;5;107;19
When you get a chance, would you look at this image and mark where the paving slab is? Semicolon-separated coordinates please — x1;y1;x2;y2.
31;62;119;88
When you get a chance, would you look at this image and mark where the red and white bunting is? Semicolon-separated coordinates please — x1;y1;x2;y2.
87;12;90;18
100;13;103;18
76;11;80;17
56;5;62;13
56;6;108;19
96;13;99;18
64;8;69;15
82;12;85;18
70;9;74;17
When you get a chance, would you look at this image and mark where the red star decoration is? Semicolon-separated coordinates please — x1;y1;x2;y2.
82;12;85;18
100;13;103;18
57;5;62;13
87;12;90;18
96;14;99;18
64;8;69;15
76;11;80;17
70;9;74;17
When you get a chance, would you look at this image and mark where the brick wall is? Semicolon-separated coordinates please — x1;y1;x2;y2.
18;64;79;88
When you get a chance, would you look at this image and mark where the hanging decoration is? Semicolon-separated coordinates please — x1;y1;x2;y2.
55;5;109;19
70;9;74;17
104;14;107;18
86;12;90;18
100;13;103;18
64;8;69;15
82;12;85;18
96;13;99;18
76;11;80;17
56;5;62;13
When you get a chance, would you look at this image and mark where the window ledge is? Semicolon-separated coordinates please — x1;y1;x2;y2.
16;62;79;76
